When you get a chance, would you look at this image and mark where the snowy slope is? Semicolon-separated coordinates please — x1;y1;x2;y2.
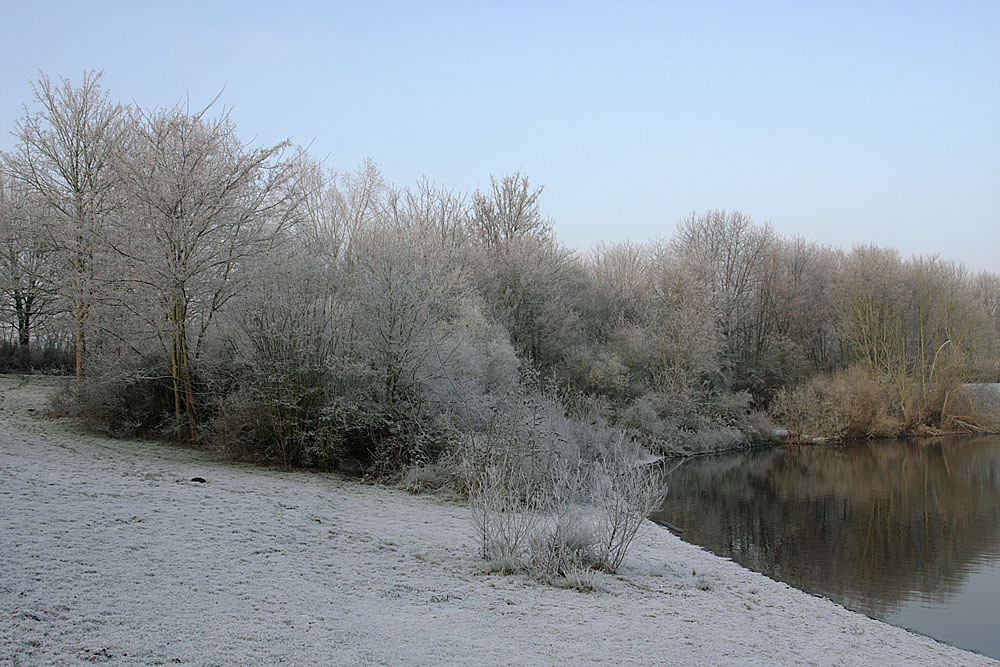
1;376;995;666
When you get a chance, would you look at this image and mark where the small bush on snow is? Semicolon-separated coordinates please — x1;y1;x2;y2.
466;418;668;583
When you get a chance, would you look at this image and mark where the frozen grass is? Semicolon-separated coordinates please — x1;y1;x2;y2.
1;375;995;665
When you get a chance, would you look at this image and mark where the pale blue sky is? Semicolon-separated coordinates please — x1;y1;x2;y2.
2;1;997;271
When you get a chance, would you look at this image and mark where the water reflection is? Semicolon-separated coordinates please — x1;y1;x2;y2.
652;435;1000;659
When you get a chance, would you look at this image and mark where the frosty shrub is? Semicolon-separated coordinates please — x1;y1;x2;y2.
591;441;668;571
467;410;667;581
770;366;902;441
462;388;578;572
684;427;748;454
742;410;780;444
770;382;845;441
401;458;463;496
0;339;73;373
467;453;545;571
348;229;511;477
559;345;629;400
824;367;901;437
527;505;599;584
618;389;751;455
220;258;349;467
208;387;273;462
525;457;597;582
65;358;177;439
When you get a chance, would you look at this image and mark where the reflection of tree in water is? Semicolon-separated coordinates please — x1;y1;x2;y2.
652;436;1000;617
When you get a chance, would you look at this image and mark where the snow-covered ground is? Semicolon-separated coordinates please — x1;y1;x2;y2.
1;375;995;666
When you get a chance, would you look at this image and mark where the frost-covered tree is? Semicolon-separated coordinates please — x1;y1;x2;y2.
5;71;125;387
0;162;59;366
471;175;587;369
671;210;776;392
113;101;299;441
471;172;550;250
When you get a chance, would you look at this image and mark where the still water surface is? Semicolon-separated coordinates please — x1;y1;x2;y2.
652;435;1000;660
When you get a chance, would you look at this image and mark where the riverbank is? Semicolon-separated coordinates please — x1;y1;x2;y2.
1;375;995;665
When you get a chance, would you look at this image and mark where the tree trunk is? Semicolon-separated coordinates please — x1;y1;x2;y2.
14;291;31;369
73;302;86;393
17;311;30;369
169;297;197;444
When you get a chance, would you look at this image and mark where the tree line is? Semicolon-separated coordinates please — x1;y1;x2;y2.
2;71;998;470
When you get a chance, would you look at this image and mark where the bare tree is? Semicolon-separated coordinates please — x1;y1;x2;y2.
766;237;839;376
5;71;125;387
471;173;550;250
834;245;910;418
588;241;655;327
353;231;468;411
972;271;1000;382
906;257;994;420
0;162;59;365
645;252;720;391
113;101;299;441
469;174;586;368
391;177;470;247
671;210;775;389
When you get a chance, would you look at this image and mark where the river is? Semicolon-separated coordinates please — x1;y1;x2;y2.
651;435;1000;660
